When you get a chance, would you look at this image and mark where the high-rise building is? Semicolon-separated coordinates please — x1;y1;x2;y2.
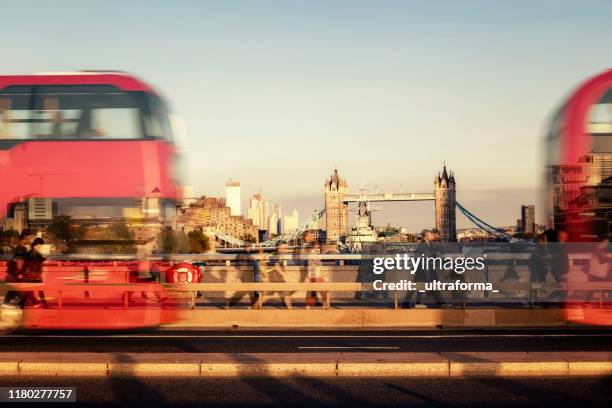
269;203;282;235
247;193;270;230
521;205;536;236
225;180;241;216
27;198;54;221
268;212;279;235
324;169;349;243
434;165;457;242
550;152;612;234
247;194;260;227
263;201;270;230
182;185;197;208
273;203;282;220
282;209;299;233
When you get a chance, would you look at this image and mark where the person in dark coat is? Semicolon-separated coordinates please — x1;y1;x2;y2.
227;245;258;308
3;229;35;307
23;237;48;308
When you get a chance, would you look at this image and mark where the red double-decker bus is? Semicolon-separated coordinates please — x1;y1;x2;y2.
0;71;185;329
0;71;181;222
546;69;611;326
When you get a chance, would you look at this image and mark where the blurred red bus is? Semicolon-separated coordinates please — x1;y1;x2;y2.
0;71;181;221
0;71;184;329
546;69;611;326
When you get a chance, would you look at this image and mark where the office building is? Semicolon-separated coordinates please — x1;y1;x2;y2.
521;205;536;236
247;193;270;230
282;209;299;233
28;198;54;221
225;180;241;216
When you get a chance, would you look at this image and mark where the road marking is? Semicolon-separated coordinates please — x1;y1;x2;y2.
2;333;611;339
299;346;400;350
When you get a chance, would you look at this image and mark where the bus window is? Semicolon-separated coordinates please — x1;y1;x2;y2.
588;89;612;133
34;96;81;138
142;95;173;141
587;89;612;154
32;86;144;139
89;107;141;139
0;86;32;140
0;85;173;141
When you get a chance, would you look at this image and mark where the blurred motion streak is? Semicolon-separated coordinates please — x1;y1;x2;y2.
546;69;612;326
0;71;184;329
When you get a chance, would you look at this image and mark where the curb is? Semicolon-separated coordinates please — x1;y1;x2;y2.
0;353;610;378
162;309;570;330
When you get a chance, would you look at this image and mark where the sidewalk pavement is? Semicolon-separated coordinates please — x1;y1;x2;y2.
0;352;609;377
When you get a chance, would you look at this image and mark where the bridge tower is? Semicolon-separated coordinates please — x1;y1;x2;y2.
434;164;457;242
324;168;349;244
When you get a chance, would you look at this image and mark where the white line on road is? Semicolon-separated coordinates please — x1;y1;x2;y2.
2;334;611;339
299;346;400;350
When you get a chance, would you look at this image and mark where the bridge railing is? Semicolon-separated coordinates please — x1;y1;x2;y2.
0;251;594;262
0;251;608;310
1;280;610;310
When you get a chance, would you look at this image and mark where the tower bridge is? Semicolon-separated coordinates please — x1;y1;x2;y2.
324;166;456;244
214;166;518;248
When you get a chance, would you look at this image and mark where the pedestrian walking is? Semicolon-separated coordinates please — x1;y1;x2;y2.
3;229;35;308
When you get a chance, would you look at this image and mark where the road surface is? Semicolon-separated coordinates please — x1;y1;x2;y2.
0;329;610;354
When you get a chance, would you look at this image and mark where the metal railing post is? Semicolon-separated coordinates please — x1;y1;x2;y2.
599;291;603;309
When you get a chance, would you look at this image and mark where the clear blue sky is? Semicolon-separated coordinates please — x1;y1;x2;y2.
3;1;612;230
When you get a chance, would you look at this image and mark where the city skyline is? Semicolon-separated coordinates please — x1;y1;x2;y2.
218;168;538;234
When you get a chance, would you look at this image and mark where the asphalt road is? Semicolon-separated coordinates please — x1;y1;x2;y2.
1;329;611;353
0;376;610;407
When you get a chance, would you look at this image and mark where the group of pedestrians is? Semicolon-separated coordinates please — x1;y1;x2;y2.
226;231;330;309
224;228;455;310
226;244;295;309
2;229;49;309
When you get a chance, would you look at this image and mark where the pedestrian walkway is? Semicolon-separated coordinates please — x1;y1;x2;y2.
0;351;609;377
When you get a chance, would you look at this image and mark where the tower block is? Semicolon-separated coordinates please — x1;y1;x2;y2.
434;165;457;242
324;169;349;243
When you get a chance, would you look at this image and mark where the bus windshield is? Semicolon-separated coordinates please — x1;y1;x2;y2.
0;85;172;141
